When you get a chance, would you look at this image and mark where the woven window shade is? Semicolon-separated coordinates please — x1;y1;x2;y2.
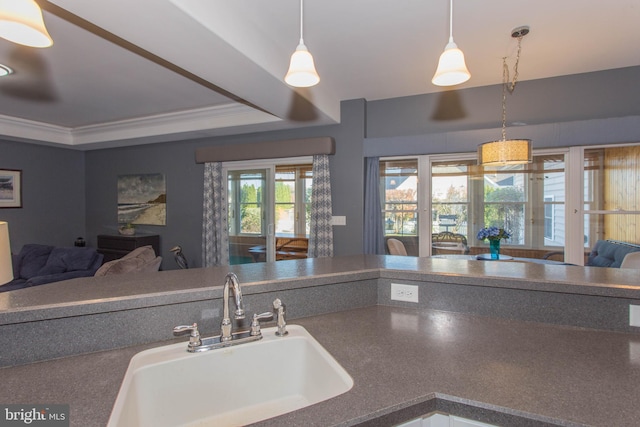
195;137;335;163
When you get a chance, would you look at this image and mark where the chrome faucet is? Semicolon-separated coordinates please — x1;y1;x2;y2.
221;272;245;342
174;274;288;352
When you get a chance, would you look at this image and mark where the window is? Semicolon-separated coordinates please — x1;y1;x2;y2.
431;160;472;237
583;146;640;250
380;159;419;255
544;196;554;240
275;165;312;236
381;151;568;259
380;160;418;236
428;154;565;253
383;144;640;264
228;170;266;236
224;158;313;265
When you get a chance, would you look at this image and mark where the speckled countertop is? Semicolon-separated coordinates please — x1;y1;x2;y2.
2;305;640;427
2;255;640;426
2;255;640;325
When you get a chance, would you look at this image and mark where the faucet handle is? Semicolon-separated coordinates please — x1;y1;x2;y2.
173;323;202;349
273;298;288;337
250;312;274;336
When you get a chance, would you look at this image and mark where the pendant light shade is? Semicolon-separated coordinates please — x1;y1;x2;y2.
432;0;469;87
284;0;319;88
478;139;532;166
0;0;53;48
285;42;320;87
432;40;470;86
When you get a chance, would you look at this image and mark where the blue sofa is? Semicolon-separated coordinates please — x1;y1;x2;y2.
587;240;640;268
0;244;103;292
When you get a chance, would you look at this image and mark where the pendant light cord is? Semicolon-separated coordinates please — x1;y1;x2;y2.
501;35;524;141
448;0;454;43
505;35;523;94
299;0;304;44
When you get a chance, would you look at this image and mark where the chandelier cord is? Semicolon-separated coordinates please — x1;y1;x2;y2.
500;35;524;141
448;0;454;42
299;0;304;43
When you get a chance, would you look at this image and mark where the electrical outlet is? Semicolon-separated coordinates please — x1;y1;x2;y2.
391;283;419;303
331;216;346;226
630;305;640;327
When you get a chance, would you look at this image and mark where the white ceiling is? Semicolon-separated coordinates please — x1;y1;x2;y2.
1;0;638;149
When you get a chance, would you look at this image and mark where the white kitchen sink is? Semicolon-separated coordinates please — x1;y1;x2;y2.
107;325;353;427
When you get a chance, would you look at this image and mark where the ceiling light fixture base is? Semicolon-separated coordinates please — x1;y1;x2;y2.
511;26;530;38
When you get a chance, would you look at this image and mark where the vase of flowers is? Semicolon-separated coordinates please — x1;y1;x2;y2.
477;226;511;260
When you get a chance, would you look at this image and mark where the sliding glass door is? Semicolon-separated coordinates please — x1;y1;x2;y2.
223;157;313;265
226;167;274;264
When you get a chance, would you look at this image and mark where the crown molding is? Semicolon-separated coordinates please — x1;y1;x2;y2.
0;103;282;147
0;115;72;145
70;103;280;145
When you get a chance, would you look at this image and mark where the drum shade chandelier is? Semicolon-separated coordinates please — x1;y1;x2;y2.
478;26;532;166
432;0;470;86
0;0;53;48
284;0;319;87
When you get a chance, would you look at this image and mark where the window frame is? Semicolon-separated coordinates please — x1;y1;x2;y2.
223;156;313;264
382;150;571;257
274;164;313;237
380;159;419;237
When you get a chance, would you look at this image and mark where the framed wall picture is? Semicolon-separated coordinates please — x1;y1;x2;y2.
117;173;166;225
0;169;22;208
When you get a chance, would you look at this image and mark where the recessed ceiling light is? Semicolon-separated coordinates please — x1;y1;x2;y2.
0;64;13;77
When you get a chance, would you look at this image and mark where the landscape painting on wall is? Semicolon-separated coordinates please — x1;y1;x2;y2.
0;169;22;208
117;174;166;226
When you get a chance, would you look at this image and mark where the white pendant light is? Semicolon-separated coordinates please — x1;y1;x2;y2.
432;0;470;87
284;0;319;88
478;26;532;166
0;0;53;48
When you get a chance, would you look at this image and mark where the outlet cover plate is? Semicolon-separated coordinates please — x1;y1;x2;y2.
630;305;640;327
391;283;419;303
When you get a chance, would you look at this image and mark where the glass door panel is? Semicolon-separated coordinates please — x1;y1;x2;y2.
227;168;274;264
380;160;419;256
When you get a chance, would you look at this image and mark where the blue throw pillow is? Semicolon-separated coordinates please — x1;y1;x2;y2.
17;244;54;279
63;247;98;271
36;248;68;276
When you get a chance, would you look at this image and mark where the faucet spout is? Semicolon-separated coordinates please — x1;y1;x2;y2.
221;272;245;341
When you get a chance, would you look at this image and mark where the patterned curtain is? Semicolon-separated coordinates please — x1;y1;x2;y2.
202;162;229;267
308;154;333;258
363;157;385;254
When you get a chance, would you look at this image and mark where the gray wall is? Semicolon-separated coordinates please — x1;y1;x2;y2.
0;140;85;252
365;65;640;157
367;66;640;139
4;66;640;265
84;99;366;269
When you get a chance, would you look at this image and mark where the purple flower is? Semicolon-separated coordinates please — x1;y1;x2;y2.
477;226;511;241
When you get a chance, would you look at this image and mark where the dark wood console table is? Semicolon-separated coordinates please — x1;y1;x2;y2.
97;234;160;262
